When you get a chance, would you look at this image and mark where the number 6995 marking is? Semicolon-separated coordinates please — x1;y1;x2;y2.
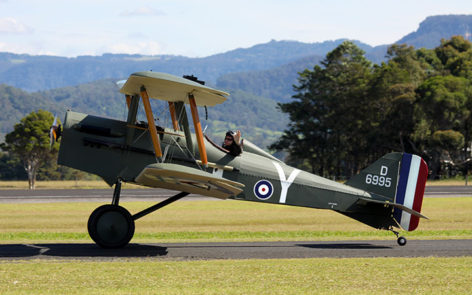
365;174;391;187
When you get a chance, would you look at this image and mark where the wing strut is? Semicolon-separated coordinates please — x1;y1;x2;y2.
168;101;179;131
188;93;208;167
140;86;163;160
125;94;131;109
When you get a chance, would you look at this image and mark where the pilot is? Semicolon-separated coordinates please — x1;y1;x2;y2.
223;130;242;156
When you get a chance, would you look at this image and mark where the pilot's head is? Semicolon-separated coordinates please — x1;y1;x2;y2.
224;130;235;145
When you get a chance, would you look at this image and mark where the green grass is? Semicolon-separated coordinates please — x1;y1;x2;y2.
0;180;132;189
0;257;471;294
0;197;471;243
0;197;471;294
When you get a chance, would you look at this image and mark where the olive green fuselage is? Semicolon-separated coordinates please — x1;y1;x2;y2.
58;111;395;230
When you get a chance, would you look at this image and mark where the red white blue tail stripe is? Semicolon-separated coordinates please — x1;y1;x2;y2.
393;153;428;231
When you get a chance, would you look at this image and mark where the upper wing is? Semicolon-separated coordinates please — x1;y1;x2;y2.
119;71;229;107
134;163;244;199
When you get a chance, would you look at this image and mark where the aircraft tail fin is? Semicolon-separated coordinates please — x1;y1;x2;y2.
345;153;428;231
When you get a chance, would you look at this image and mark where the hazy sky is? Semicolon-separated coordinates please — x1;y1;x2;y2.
1;0;471;57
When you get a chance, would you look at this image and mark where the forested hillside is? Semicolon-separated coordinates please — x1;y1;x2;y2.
0;39;368;92
207;89;287;148
0;84;65;140
0;80;287;148
0;79;130;140
40;79;126;119
217;55;323;103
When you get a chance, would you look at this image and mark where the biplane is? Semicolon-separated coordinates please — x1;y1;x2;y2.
56;71;428;248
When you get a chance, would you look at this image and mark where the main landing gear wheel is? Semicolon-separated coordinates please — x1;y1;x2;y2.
88;205;135;248
397;236;407;246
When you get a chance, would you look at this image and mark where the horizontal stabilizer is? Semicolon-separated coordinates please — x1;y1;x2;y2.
135;163;244;199
357;197;429;220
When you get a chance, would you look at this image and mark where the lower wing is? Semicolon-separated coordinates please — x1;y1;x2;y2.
134;163;244;199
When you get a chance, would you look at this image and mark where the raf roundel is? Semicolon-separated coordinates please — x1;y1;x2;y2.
253;180;274;200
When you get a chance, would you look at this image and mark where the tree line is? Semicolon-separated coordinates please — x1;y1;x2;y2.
271;37;472;179
0;110;95;188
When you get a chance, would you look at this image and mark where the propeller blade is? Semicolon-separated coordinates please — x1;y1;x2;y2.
49;115;60;148
49;126;56;147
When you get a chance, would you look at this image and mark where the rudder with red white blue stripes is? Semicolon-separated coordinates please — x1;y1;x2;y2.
393;153;428;231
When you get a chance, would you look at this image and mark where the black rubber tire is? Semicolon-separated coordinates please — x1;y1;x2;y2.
397;236;407;246
88;205;135;248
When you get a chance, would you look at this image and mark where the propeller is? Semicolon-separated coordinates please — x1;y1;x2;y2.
49;115;61;148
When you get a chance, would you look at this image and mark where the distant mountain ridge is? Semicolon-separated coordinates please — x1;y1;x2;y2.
0;39;373;92
2;15;471;92
397;15;472;48
218;15;472;104
1;14;472;146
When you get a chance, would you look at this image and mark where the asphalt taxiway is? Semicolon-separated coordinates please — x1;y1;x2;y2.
1;239;471;261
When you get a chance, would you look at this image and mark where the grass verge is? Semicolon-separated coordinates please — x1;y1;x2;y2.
0;197;471;243
0;257;471;294
0;180;138;190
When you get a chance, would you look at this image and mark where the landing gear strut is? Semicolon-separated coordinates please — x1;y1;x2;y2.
390;227;407;246
87;180;189;248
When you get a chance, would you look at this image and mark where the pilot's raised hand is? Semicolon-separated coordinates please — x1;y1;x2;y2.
233;130;241;145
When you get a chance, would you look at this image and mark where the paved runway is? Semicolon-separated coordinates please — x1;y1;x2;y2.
425;185;472;197
1;239;471;261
